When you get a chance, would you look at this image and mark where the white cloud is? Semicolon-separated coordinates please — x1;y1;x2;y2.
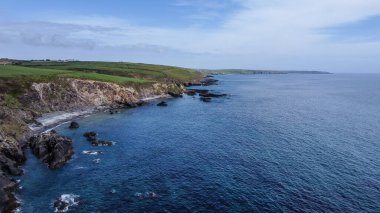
1;0;380;72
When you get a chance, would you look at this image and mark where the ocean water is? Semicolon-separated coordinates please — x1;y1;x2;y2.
19;74;380;212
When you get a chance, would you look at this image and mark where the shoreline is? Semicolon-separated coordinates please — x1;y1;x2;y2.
28;94;173;134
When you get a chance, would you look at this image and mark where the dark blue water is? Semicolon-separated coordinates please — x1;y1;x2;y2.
19;74;380;212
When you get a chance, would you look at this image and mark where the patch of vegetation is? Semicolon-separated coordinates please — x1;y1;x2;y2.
3;94;20;108
0;123;25;140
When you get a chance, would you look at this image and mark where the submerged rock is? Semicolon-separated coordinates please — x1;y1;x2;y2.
168;92;183;98
91;140;113;147
201;78;219;86
83;132;97;142
199;92;227;98
184;90;196;96
68;121;80;129
157;101;168;107
83;132;113;146
109;109;120;115
29;131;74;169
200;97;212;102
186;89;209;94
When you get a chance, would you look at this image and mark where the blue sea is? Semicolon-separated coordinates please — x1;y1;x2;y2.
19;74;380;212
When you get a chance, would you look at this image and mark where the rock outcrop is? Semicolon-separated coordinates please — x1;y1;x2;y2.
200;78;218;86
83;132;97;142
157;101;168;107
69;121;80;129
0;172;20;213
29;131;74;169
83;132;113;146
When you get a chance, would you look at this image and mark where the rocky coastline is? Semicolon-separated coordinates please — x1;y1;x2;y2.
0;75;225;212
0;77;188;212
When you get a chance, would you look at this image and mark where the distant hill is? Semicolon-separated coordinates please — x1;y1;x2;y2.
200;69;331;75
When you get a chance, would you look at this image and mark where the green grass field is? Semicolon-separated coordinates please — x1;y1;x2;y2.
0;65;150;85
18;61;202;83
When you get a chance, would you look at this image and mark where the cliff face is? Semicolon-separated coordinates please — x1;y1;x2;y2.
0;78;185;212
22;79;184;112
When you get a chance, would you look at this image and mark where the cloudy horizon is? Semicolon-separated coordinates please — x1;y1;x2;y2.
1;0;380;72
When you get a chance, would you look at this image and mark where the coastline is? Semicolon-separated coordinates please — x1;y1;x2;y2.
28;94;173;134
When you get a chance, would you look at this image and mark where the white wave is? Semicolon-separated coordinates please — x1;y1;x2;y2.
141;94;170;101
74;166;87;170
134;191;159;199
82;150;102;155
92;158;101;164
54;194;79;212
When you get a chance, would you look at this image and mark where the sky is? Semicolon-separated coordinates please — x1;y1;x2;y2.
1;0;380;73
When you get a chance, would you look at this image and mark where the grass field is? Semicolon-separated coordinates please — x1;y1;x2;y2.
0;61;202;95
18;61;202;83
0;65;151;85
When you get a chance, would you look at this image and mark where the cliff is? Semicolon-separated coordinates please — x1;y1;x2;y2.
0;78;186;212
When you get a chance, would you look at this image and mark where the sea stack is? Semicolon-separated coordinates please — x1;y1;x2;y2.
29;131;74;169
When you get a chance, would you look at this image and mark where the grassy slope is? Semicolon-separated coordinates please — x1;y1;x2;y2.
19;61;202;83
0;64;150;83
0;61;202;94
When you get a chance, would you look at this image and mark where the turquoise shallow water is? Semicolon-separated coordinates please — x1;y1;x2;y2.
19;74;380;212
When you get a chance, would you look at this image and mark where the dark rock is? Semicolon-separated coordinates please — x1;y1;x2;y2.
125;100;146;108
184;90;196;96
83;132;113;146
53;194;79;212
83;132;97;142
136;101;145;106
201;78;219;86
199;92;227;98
29;131;74;169
168;92;183;98
0;173;20;213
187;89;209;94
68;121;80;129
157;101;168;107
54;199;69;212
109;109;120;114
200;97;212;102
0;155;24;176
184;82;202;87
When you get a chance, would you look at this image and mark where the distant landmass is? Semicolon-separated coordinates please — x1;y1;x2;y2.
200;69;331;75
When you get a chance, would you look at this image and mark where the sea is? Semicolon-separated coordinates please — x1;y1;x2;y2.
18;74;380;212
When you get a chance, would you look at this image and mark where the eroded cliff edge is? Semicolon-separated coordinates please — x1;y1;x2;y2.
0;78;185;212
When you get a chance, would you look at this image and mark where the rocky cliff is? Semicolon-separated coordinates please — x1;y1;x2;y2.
0;78;185;212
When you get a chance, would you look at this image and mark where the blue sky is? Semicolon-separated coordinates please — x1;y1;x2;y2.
1;0;380;72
